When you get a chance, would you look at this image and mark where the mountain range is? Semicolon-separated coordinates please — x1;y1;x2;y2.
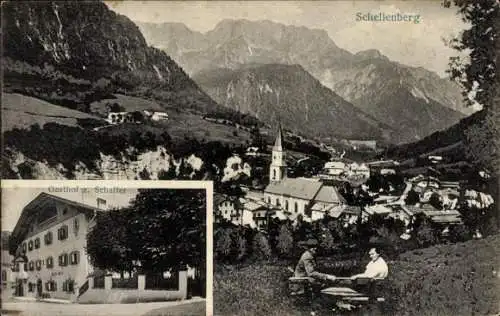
194;64;394;141
2;1;226;115
138;19;473;143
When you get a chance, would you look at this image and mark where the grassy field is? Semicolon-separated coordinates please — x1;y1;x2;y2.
4;91;252;146
2;93;103;132
142;301;206;316
90;94;165;115
214;234;500;316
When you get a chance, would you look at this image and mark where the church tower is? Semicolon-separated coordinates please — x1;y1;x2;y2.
269;123;287;182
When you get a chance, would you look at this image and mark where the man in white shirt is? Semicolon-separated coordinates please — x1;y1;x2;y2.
351;248;388;280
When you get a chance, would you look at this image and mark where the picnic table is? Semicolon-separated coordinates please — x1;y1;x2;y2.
288;276;387;310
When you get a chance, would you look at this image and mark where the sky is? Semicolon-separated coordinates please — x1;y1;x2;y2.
1;187;138;232
106;0;468;77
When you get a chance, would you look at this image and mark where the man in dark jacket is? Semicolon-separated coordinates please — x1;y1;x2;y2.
294;239;336;281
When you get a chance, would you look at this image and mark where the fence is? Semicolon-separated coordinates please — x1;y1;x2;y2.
145;272;179;290
112;275;138;289
93;276;105;289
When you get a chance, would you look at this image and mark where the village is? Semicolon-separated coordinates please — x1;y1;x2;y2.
214;125;495;241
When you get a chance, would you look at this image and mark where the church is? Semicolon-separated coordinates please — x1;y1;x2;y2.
263;125;346;221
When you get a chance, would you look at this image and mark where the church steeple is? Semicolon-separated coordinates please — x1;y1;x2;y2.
269;123;286;183
273;123;284;151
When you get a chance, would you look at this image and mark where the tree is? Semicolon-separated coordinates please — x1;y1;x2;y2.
127;189;205;272
86;208;135;273
215;228;233;261
276;225;294;257
319;227;335;254
252;232;272;260
444;0;499;172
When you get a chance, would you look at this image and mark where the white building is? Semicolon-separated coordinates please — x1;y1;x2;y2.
324;161;346;176
264;125;346;221
10;193;105;300
106;112;135;124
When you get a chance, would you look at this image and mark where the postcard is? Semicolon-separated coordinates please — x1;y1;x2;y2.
1;1;498;315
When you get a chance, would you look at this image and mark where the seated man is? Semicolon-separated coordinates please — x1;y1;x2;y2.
290;239;336;304
294;239;336;281
351;247;389;280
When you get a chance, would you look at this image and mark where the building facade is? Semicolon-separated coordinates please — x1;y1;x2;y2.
264;127;346;222
10;193;103;300
269;124;287;183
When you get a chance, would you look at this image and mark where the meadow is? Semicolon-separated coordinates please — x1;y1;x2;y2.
214;234;500;316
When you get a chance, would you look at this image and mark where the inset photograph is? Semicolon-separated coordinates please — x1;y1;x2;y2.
1;181;211;316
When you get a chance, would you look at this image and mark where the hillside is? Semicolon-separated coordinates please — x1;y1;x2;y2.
323;53;466;142
194;64;395;141
214;234;500;315
2;93;105;132
138;19;471;143
386;109;487;162
2;1;227;115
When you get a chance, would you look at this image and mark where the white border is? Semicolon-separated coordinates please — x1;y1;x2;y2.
1;180;213;316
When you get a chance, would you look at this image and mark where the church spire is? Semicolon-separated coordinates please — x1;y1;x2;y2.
273;122;284;151
269;122;286;182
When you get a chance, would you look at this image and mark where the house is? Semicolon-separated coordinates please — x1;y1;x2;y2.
151;112;169;121
324;161;346;176
347;140;377;151
144;111;169;122
214;194;237;222
328;205;362;224
2;231;14;297
245;147;262;157
9;193;107;300
428;155;443;164
348;163;370;178
106;112;135;124
410;175;441;190
365;204;392;216
367;160;399;169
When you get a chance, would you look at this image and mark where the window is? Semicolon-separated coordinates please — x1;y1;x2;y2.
46;280;57;292
63;279;75;293
73;218;79;236
23;263;27;272
62;207;68;215
44;232;53;245
22;242;27;253
295;202;298;213
1;270;6;282
58;225;68;240
273;169;276;180
36;260;42;271
59;253;68;266
46;256;54;269
34;238;40;249
28;282;34;292
28;261;34;271
285;200;289;211
267;197;271;203
28;240;33;251
276;199;280;206
70;251;80;265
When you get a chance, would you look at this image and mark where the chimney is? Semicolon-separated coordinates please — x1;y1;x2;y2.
97;198;107;210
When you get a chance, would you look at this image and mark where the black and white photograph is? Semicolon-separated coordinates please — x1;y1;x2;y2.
1;181;211;316
1;0;499;316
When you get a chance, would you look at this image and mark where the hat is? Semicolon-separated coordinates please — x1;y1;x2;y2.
300;239;319;248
